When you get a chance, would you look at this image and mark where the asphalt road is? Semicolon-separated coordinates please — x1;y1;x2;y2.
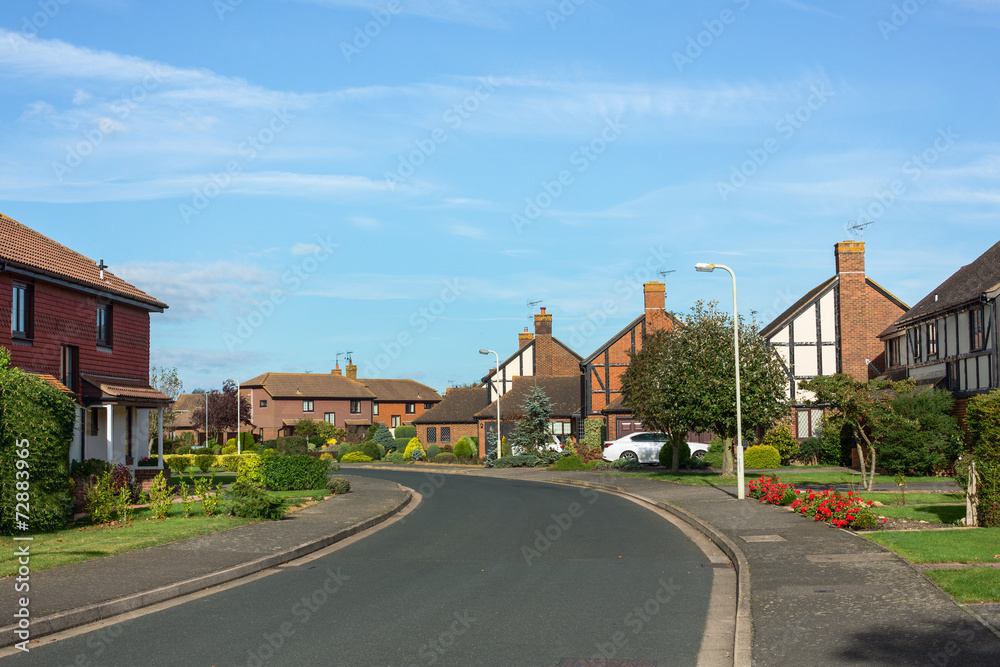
5;470;715;667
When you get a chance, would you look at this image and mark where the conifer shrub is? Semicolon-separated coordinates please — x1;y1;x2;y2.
403;437;425;461
432;452;458;464
744;445;781;470
426;444;440;460
362;441;380;461
453;437;475;459
658;441;691;469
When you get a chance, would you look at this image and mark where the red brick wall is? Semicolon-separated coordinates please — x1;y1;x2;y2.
417;423;477;449
1;272;151;384
249;388;373;440
372;400;440;429
535;335;581;377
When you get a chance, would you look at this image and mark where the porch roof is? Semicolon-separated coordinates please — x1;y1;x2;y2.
81;374;173;407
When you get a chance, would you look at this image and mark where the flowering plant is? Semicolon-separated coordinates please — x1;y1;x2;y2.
747;476;878;530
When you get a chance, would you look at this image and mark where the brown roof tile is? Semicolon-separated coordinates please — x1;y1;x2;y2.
82;374;172;404
240;372;375;399
412;386;488;425
358;378;442;403
0;212;167;310
474;375;582;420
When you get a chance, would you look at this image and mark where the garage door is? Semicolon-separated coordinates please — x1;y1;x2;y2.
617;418;643;438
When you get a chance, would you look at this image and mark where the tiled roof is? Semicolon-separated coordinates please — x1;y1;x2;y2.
358;379;442;403
25;372;76;397
240;372;375;399
602;393;630;413
474;375;582;420
170;393;206;428
0;212;167;310
412;387;488;425
82;374;172;404
892;239;1000;326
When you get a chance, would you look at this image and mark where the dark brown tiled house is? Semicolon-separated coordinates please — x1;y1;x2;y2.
0;212;171;475
474;375;582;457
412;386;488;448
357;377;442;429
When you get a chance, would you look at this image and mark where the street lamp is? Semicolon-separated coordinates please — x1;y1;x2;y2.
695;263;745;500
226;378;241;455
480;349;500;459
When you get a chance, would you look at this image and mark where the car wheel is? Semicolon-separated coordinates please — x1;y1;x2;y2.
622;450;639;462
691;450;706;459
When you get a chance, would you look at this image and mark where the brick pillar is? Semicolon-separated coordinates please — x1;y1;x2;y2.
836;241;869;381
534;308;553;375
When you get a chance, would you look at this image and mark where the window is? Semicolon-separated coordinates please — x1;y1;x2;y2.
391;415;401;428
302;400;314;413
927;322;938;359
947;361;961;391
405;402;415;414
96;303;112;346
350;400;361;414
795;408;823;439
373;402;379;416
259;399;268;408
424;402;434;410
427;427;437;444
440;427;451;443
971;306;986;351
60;345;78;393
549;421;571;436
324;412;335;424
887;337;901;368
912;326;921;361
11;281;32;339
90;407;100;436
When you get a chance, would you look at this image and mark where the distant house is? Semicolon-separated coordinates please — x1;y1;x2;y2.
412;386;488;448
761;241;908;439
879;239;999;402
357;376;442;429
0;212;171;476
580;281;682;441
167;393;205;443
240;365;375;440
474;375;582;457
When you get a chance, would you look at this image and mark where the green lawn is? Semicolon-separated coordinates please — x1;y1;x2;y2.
863;528;1000;564
857;492;965;505
604;470;953;487
924;568;1000;604
872;504;967;524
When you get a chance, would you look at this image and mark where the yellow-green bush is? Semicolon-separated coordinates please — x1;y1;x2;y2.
762;426;798;464
341;452;373;463
744;445;781;470
403;437;425;461
218;454;242;471
236;453;264;486
319;452;334;461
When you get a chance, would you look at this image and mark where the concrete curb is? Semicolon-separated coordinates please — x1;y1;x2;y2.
1;488;412;648
542;477;751;667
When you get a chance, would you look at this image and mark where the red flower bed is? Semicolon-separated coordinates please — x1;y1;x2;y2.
747;475;878;530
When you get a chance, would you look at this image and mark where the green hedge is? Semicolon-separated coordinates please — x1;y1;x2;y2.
260;454;330;491
0;350;76;534
968;390;1000;527
394;425;417;440
393;437;411;452
744;445;781;470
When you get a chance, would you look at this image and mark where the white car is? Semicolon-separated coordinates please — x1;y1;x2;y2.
602;432;708;464
511;434;564;456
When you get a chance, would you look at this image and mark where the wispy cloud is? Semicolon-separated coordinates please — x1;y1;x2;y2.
449;223;489;239
288;0;551;27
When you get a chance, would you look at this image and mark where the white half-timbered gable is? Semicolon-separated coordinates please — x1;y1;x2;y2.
483;338;535;403
881;240;1000;395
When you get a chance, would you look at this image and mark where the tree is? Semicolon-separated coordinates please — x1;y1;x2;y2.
878;388;964;475
622;301;789;475
190;379;252;444
148;366;183;444
507;386;553;457
800;374;913;491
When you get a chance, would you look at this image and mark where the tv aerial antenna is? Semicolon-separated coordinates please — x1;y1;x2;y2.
526;299;543;321
847;220;875;242
342;350;354;365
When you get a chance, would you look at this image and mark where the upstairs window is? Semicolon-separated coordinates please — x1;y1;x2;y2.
259;399;268;408
971;307;986;351
302;400;314;413
912;326;921;362
60;345;78;393
887;337;902;368
96;303;112;346
405;402;415;414
927;322;938;359
424;402;434;410
373;402;379;416
350;400;361;414
11;281;32;339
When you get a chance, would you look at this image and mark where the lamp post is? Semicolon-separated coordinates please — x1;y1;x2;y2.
204;391;209;449
226;378;241;454
480;349;500;459
695;263;745;500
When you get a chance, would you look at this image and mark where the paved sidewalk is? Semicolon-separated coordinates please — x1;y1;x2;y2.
0;475;409;648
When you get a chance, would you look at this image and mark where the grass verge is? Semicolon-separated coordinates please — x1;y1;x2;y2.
872;504;966;524
924;568;1000;604
857;492;964;505
602;470;953;487
863;528;1000;564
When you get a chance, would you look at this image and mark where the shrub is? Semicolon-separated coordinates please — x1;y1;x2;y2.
194;474;223;516
550;454;588;471
361;441;381;461
148;472;173;519
86;472;117;524
968;389;1000;527
372;424;396;452
226;482;287;521
440;444;454;453
320;452;334;461
704;437;725;469
433;452;458;464
878;388;964;476
744;445;781;469
582;417;606;450
136;456;158;467
341;452;374;463
453;438;475;459
236;453;264;487
850;510;879;530
490;455;540;468
427;444;441;460
261;455;330;491
593;461;612;470
110;463;141;504
762;426;798;465
222;444;238;455
175;445;193;455
394;425;417;440
403;437;425;461
71;458;110;478
384;451;407;463
797;437;823;464
611;457;643;470
275;436;308;455
327;477;351;495
658;441;690;469
193;454;216;473
818;413;853;466
217;454;241;472
393;437;410;451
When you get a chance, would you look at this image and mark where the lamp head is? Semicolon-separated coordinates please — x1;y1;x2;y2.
479;349;490;355
695;263;716;272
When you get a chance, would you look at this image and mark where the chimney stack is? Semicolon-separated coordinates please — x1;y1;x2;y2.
643;281;670;332
835;241;870;381
519;328;534;348
346;363;358;380
331;365;342;376
534;307;552;336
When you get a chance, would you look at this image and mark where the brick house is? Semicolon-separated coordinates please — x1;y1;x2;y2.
761;241;909;439
240;367;375;440
580;281;683;441
354;375;442;429
0;212;171;479
166;393;204;442
474;375;582;457
878;239;999;403
412;386;488;448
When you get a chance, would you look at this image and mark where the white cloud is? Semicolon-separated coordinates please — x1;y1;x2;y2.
291;242;322;256
449;224;488;239
72;89;92;105
349;216;382;228
19;100;55;120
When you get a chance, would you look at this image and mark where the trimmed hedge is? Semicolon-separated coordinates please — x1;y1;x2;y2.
453;437;475;459
341;452;374;463
394;425;417;440
260;454;330;491
432;452;458;464
490;455;540;468
968;389;1000;527
0;350;76;534
744;445;781;470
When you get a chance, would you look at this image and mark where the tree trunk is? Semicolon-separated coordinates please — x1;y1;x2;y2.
722;436;734;477
670;432;685;473
856;443;867;489
867;448;877;492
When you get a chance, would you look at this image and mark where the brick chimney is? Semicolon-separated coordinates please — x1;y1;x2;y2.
835;241;870;381
643;281;669;332
346;363;358;380
519;328;533;348
534;307;552;336
331;365;342;376
534;307;554;375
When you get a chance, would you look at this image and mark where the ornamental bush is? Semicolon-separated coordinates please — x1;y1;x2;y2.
236;453;264;487
582;417;606;451
222;444;238;455
744;445;781;470
148;472;173;519
327;477;351;495
453;437;475;459
403;437;425;461
426;444;440;460
225;481;287;521
341;452;374;463
432;452;458;464
218;454;242;472
967;389;1000;527
762;426;798;465
384;451;407;463
550;454;588;471
818;413;853;466
393;437;410;451
372;424;396;452
394;425;417;440
361;441;380;461
193;454;216;473
489;455;540;468
0;350;76;534
704;437;725;469
658;441;690;469
260;454;330;491
275;436;307;455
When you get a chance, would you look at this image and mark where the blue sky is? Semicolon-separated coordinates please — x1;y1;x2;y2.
1;0;999;394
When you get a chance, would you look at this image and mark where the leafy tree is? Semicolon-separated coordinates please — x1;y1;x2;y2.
190;380;252;444
507;386;553;457
878;388;964;475
621;301;788;475
800;374;913;491
148;366;183;444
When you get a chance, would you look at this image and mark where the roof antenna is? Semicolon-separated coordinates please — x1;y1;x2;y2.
344;350;354;365
335;353;342;367
97;259;107;280
527;299;542;321
657;269;675;297
847;220;875;242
